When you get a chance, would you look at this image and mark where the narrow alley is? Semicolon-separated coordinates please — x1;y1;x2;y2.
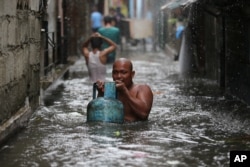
1;0;250;167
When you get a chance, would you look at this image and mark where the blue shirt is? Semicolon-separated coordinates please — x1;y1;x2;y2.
91;12;102;29
176;25;184;39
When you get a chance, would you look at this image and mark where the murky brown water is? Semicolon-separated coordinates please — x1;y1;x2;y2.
1;46;250;167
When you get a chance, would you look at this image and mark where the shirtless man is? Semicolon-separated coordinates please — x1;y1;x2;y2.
96;58;153;122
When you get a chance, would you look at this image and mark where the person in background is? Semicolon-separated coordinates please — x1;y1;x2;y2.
108;7;118;27
98;15;120;64
82;33;117;83
115;7;125;29
91;5;103;33
96;58;153;122
174;17;185;61
175;17;185;40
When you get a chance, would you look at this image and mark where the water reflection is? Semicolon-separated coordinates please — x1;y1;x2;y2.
1;51;250;167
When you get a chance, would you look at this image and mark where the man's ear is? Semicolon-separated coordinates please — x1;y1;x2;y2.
132;71;135;78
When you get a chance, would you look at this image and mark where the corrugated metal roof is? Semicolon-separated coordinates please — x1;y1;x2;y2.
161;0;197;10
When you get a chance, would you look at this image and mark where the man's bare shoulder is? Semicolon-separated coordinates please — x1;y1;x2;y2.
133;84;153;101
133;84;152;92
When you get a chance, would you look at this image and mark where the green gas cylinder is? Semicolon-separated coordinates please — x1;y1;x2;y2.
87;82;124;123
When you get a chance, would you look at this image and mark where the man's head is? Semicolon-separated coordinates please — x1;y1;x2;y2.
92;5;98;12
90;37;103;50
109;7;116;15
112;58;135;87
103;15;113;25
116;7;121;14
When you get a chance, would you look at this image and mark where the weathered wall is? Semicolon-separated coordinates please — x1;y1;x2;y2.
200;0;250;103
64;0;91;57
0;0;40;125
224;6;250;103
194;0;250;104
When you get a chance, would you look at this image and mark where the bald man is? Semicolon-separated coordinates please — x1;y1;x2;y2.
96;58;153;122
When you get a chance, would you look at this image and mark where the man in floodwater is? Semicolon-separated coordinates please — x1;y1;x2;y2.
96;58;153;122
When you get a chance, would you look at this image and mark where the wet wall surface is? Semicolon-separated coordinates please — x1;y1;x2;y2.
1;46;250;167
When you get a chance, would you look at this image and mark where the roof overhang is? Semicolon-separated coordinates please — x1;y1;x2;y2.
161;0;198;10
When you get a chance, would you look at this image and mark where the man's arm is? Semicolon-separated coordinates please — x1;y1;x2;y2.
116;82;153;120
82;36;91;57
96;80;104;97
99;34;117;55
126;85;153;120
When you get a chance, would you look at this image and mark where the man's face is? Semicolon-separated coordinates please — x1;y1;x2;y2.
112;62;134;87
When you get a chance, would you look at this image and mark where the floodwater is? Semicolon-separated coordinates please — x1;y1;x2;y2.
1;45;250;167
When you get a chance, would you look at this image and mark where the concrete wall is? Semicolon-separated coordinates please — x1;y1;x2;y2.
184;0;250;104
224;10;250;104
0;0;41;143
198;0;250;104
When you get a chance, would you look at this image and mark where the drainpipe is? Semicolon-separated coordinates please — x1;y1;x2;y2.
220;16;226;88
62;0;68;64
129;0;134;18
